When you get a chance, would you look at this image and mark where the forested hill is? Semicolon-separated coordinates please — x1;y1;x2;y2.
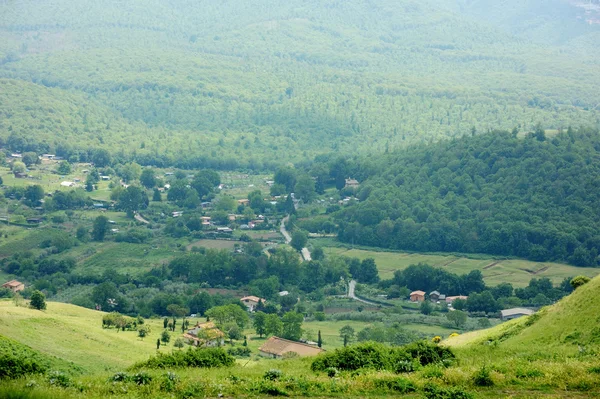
0;0;599;170
334;128;600;266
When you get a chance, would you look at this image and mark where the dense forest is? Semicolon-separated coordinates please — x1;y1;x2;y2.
325;128;600;266
0;0;599;170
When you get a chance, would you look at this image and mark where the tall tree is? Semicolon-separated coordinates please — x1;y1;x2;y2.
281;311;303;341
253;311;267;337
339;325;355;347
92;216;109;241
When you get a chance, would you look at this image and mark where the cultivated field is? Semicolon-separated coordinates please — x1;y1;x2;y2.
323;247;600;287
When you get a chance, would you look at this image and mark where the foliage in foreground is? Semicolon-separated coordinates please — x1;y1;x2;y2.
311;341;454;373
130;347;234;370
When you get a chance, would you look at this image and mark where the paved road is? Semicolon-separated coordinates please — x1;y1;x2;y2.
280;215;311;261
347;280;381;306
280;216;292;243
134;213;150;224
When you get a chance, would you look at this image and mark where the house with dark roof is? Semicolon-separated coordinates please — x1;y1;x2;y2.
259;336;324;359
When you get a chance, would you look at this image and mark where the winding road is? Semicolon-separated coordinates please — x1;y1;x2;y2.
280;216;311;261
347;280;385;306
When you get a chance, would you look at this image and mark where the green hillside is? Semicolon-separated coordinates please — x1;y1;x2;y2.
0;0;598;169
331;129;600;266
0;300;164;373
447;274;600;353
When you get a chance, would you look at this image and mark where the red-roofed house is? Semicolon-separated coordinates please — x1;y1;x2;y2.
240;296;266;312
409;290;426;302
2;280;25;293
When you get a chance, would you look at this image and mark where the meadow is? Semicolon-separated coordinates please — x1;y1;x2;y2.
321;245;599;287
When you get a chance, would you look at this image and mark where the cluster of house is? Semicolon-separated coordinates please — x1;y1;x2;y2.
409;290;467;305
409;290;535;320
181;294;323;358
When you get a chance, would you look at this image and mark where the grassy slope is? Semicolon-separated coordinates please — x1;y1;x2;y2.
446;274;600;353
0;300;171;373
323;246;600;287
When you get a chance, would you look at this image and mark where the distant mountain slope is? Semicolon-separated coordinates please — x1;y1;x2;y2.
446;273;600;352
334;128;600;266
0;1;598;167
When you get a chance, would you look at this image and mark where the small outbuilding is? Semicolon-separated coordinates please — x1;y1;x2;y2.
501;308;535;321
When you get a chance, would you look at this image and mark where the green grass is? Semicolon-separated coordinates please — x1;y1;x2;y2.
0;227;67;258
74;242;178;274
322;246;600;287
186;239;238;250
0;300;172;373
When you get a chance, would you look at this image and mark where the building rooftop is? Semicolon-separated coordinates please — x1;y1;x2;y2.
259;336;324;357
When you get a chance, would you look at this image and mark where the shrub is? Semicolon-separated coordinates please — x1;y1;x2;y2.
160;372;179;392
570;275;591;290
0;354;46;379
473;366;494;387
421;364;445;379
132;371;152;385
263;369;283;381
132;347;235;369
588;366;600;374
423;383;474;399
110;372;130;382
325;367;338;378
227;347;251;357
373;376;416;393
47;371;71;388
403;341;455;366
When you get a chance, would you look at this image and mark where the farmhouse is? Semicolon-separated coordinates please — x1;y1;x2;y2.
259;336;324;359
237;199;250;206
60;181;75;187
240;295;266;312
501;308;535;321
2;280;25;293
429;291;446;302
410;290;426;302
345;178;359;188
183;321;225;347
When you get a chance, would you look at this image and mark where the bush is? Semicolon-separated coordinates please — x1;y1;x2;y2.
326;367;338;378
570;275;591;290
227;347;251;357
423;383;474;399
263;369;283;381
132;371;152;385
0;354;46;379
472;366;494;387
47;371;71;388
373;377;416;393
110;372;130;382
403;341;455;366
161;372;179;392
132;347;235;369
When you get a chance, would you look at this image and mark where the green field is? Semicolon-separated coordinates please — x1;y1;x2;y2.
323;247;600;287
186;239;239;250
0;300;169;373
